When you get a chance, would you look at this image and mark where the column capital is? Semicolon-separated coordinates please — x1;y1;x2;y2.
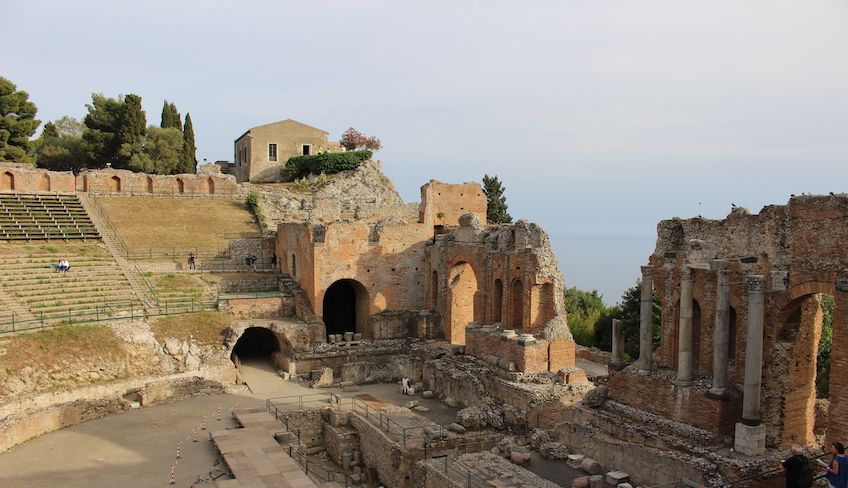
710;259;729;272
745;275;766;292
641;265;654;278
681;266;693;281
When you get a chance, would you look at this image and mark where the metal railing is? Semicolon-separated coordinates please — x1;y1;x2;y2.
431;455;491;488
87;195;128;256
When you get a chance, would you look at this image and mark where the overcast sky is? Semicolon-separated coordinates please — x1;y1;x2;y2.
5;1;848;303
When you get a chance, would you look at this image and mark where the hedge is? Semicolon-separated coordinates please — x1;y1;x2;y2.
283;150;372;180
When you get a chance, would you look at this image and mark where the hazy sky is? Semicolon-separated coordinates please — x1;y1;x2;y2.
5;1;848;303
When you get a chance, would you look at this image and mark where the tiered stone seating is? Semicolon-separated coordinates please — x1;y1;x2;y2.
0;193;99;241
0;243;145;324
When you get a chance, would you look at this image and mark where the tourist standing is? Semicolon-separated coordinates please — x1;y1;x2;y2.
188;251;196;270
783;444;812;488
818;441;848;488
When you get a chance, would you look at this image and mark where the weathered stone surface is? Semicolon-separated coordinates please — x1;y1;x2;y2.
422;390;434;399
617;484;634;488
606;471;630;485
571;476;590;488
311;367;333;388
589;474;604;488
539;441;569;460
582;385;608;408
567;454;585;468
510;450;530;465
447;423;466;434
444;397;459;408
581;457;601;475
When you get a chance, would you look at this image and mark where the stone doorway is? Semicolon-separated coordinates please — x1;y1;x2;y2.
448;262;477;344
323;279;369;339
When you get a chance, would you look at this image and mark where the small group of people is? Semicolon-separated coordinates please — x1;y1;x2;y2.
244;254;258;271
52;258;70;273
400;376;412;395
784;441;847;488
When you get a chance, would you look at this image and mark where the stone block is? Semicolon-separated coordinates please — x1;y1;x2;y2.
571;476;590;488
343;332;354;342
606;471;630;485
352;333;363;341
510;450;531;465
734;422;766;456
617;484;634;488
497;358;517;371
581;457;601;475
405;400;419;409
567;454;584;468
444;397;459;408
422;390;434;399
312;367;334;388
589;475;604;488
447;423;466;433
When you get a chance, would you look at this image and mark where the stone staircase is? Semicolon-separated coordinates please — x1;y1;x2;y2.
0;243;146;326
78;194;157;310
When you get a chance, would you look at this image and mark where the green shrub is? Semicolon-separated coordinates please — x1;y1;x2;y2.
282;150;372;180
245;190;265;226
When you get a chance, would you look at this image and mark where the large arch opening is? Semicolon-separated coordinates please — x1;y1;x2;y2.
145;176;154;193
207;177;215;194
231;327;280;365
448;262;477;344
109;176;121;192
777;292;835;447
323;279;369;339
511;279;524;328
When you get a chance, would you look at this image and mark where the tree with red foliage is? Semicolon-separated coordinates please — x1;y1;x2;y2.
339;127;382;151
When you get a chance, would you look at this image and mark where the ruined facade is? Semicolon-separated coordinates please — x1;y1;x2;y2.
608;196;848;456
275;178;575;375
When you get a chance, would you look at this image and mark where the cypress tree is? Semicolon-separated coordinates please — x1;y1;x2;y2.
181;113;196;174
482;174;513;224
170;103;182;132
116;94;147;168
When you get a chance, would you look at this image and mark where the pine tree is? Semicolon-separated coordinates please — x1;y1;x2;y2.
482;174;512;224
42;122;59;139
181;113;196;174
82;93;125;167
0;76;41;164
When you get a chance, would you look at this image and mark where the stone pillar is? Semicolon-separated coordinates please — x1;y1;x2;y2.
675;267;694;386
609;319;626;370
735;275;766;456
708;260;730;399
635;265;653;372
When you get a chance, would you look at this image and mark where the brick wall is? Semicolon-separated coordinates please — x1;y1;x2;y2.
0;163;75;192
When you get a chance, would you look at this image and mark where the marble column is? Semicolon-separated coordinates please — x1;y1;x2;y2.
675;266;694;385
708;260;730;399
735;275;766;456
610;319;626;370
636;265;654;372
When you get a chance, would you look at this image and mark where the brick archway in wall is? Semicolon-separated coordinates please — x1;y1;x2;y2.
769;281;841;448
230;326;281;364
1;171;14;191
447;261;478;345
322;279;369;339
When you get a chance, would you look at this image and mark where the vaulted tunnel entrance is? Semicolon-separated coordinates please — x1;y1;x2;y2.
231;327;280;364
323;279;369;339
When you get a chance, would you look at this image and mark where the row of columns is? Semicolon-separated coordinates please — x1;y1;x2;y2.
621;263;767;454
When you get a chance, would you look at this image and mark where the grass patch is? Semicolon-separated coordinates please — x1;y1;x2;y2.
0;325;123;374
150;311;231;346
95;197;261;251
155;273;202;291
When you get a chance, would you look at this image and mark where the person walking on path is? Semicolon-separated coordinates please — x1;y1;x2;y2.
188;252;196;271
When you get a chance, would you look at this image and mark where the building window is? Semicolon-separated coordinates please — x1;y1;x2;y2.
268;143;277;162
302;144;311;156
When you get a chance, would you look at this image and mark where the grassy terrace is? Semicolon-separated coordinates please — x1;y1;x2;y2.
95;196;261;252
149;311;231;345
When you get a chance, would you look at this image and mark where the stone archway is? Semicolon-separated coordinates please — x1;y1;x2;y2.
175;178;185;194
36;173;50;191
510;279;524;328
231;326;281;364
771;284;837;448
322;279;369;339
1;171;14;191
207;177;215;195
109;176;121;192
447;262;477;344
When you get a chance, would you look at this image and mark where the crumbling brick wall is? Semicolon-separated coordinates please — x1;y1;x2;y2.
621;195;848;447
